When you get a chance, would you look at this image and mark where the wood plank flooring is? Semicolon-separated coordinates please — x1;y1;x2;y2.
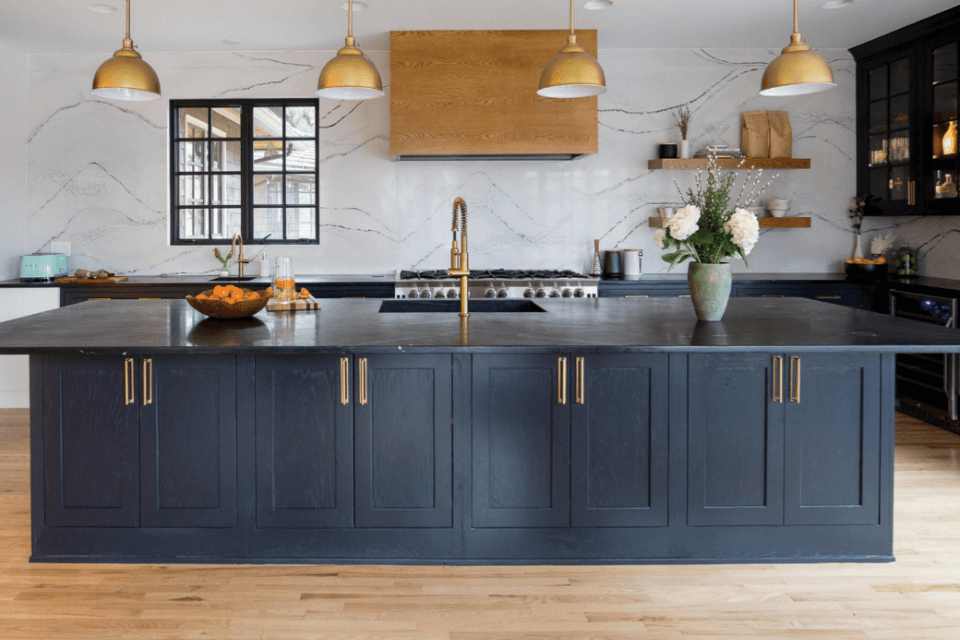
1;409;958;639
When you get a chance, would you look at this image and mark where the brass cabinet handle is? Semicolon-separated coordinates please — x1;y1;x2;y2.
816;295;841;300
575;357;585;405
142;359;153;405
359;358;368;405
908;180;916;206
762;294;786;298
625;295;649;299
678;294;692;298
772;356;783;403
123;358;135;405
90;297;112;301
138;297;162;300
340;357;349;405
558;357;568;405
789;356;801;403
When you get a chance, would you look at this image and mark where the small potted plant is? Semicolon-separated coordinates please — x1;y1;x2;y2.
674;106;692;159
214;247;233;277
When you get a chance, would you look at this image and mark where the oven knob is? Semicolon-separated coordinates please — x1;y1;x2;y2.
562;288;573;298
574;288;586;298
535;289;548;298
484;288;497;299
446;289;458;299
549;289;561;298
407;290;420;299
523;288;535;299
497;289;509;298
420;289;432;299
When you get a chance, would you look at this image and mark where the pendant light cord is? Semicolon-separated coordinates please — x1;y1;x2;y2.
792;0;799;36
348;0;354;39
126;0;131;41
569;0;575;35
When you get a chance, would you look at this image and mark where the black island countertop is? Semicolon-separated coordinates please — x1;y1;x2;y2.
1;297;960;355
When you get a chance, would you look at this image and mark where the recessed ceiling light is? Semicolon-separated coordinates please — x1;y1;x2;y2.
584;0;613;9
822;0;854;8
88;4;118;13
340;1;368;10
222;39;241;45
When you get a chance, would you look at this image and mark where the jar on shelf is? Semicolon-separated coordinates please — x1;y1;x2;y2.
895;245;919;277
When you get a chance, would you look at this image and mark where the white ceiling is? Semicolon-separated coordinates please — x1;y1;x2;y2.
0;0;957;55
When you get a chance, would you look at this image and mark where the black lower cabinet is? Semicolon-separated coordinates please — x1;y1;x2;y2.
688;353;785;526
571;354;669;528
783;353;881;526
354;354;453;528
33;349;893;563
688;352;882;528
42;356;140;528
471;354;571;528
255;355;354;528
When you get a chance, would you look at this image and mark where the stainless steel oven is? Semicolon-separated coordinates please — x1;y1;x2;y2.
890;289;959;432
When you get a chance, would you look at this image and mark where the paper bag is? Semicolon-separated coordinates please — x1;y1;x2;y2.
741;111;770;158
767;111;793;158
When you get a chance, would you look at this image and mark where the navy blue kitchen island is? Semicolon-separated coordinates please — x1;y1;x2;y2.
2;297;958;564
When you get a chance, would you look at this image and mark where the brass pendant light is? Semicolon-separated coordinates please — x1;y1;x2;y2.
538;0;607;99
760;0;836;96
317;0;384;100
91;0;161;101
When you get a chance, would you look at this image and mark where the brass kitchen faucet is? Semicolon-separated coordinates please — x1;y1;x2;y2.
447;197;470;317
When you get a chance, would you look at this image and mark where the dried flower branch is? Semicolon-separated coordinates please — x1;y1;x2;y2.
674;105;692;140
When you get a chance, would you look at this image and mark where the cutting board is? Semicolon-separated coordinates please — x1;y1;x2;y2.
267;297;321;312
53;276;129;284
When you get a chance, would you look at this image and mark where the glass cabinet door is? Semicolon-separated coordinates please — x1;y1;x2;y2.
866;56;914;211
930;40;958;203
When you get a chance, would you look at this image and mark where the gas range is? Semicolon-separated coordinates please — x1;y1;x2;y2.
396;269;599;300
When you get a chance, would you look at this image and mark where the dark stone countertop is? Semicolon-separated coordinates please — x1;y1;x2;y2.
599;272;854;285
0;274;396;288
1;297;959;356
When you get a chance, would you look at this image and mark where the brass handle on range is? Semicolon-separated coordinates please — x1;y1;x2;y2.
816;295;841;301
789;356;801;403
558;357;568;405
142;359;153;405
359;358;368;405
772;356;783;403
123;358;135;405
340;358;349;405
575;357;585;405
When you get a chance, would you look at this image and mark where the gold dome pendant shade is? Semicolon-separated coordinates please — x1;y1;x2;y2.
317;0;384;100
91;0;161;101
538;0;606;99
760;0;836;96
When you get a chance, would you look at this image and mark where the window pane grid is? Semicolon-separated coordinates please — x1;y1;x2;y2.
172;101;318;244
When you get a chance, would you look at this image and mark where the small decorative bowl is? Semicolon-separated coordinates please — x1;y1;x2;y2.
186;288;271;319
765;199;791;217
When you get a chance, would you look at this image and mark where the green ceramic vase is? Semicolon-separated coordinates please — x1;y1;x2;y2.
687;262;732;322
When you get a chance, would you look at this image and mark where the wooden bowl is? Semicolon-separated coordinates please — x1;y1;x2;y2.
186;288;271;319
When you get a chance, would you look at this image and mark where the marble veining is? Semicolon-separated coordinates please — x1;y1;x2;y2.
23;47;954;278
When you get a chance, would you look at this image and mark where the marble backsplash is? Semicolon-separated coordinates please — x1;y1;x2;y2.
21;46;958;278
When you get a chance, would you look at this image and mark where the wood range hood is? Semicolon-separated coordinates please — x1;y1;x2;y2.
390;30;599;161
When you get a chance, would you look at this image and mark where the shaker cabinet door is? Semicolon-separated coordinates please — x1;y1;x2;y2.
687;353;785;526
255;355;354;528
140;355;237;528
354;354;453;528
42;356;140;527
571;354;669;528
471;354;571;528
784;353;881;526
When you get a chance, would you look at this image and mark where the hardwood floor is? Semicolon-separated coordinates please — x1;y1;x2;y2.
1;409;958;639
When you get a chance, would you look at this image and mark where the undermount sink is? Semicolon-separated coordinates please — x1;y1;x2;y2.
379;299;546;313
209;276;261;282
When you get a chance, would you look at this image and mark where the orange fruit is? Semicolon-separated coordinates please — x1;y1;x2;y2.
229;288;244;301
265;287;274;297
275;278;295;289
299;288;311;299
213;285;229;298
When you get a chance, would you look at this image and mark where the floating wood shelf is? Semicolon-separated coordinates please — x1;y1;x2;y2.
648;216;812;229
648;158;812;170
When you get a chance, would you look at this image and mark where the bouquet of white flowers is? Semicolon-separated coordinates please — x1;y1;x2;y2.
655;155;777;268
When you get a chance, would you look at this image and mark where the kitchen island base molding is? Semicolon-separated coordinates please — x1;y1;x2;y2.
29;350;894;564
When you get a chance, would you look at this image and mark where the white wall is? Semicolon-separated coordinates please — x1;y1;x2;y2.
21;47;869;277
0;41;28;280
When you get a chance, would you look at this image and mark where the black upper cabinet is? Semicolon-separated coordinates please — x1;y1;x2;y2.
853;7;960;216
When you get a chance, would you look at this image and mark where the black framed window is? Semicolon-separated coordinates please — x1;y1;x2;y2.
170;99;319;245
